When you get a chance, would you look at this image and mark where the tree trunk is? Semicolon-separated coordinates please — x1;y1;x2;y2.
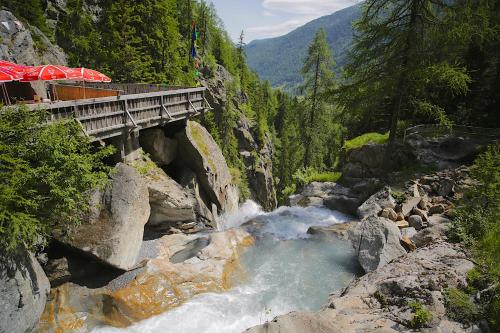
383;0;420;168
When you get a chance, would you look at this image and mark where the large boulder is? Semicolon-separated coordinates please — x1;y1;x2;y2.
57;164;150;270
342;143;386;178
176;121;239;215
0;249;50;333
133;158;196;226
139;129;178;165
349;216;406;272
356;187;396;219
179;168;218;226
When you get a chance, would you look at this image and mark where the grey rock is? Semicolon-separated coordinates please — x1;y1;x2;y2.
408;215;425;230
356;187;396;219
427;214;451;227
307;221;358;240
401;227;417;239
438;178;455;197
401;196;421;217
57;164;150;270
324;194;360;216
176;121;239;215
0;10;67;66
380;207;398;221
0;249;50;333
139;128;178;165
349;216;406;272
179;168;217;226
412;224;450;248
135;159;196;226
412;207;429;222
429;204;445;215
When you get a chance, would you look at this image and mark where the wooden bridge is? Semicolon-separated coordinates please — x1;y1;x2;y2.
26;86;210;141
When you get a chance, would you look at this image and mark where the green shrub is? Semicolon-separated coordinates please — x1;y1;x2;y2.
343;132;389;151
391;191;407;204
292;168;342;188
447;144;499;330
408;300;432;328
445;288;478;323
0;106;114;252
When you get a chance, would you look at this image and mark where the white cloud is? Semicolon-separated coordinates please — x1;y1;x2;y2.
247;0;359;41
247;16;315;38
262;0;357;16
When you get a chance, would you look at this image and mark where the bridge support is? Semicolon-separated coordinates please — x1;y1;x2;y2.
109;127;142;163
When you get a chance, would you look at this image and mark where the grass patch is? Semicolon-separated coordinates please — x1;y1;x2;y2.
343;132;389;151
408;300;432;328
445;288;479;324
292;168;342;188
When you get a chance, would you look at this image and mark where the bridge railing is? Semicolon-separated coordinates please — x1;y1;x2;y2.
27;87;208;140
403;124;500;143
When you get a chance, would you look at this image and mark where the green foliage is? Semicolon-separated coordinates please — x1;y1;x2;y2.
292;168;341;189
445;288;479;323
447;144;500;330
408;300;432;328
301;29;337;169
343;132;389;152
0;106;114;252
391;191;407;205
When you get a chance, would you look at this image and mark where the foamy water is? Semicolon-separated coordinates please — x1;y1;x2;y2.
93;201;359;333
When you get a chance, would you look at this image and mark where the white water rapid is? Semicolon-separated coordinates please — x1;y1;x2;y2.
93;201;361;333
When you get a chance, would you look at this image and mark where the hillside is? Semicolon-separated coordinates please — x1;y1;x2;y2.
245;3;361;92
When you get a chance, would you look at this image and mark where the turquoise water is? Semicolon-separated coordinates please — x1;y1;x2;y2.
94;202;360;333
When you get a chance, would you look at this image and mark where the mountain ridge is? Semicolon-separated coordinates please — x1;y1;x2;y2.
245;4;361;92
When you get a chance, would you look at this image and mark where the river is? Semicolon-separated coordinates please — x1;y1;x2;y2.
94;201;360;333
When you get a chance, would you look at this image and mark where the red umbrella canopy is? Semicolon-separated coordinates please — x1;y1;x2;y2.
59;66;84;80
22;65;69;82
0;67;22;82
78;68;112;83
0;60;33;73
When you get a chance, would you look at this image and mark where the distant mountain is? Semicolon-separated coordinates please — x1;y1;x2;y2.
245;4;362;92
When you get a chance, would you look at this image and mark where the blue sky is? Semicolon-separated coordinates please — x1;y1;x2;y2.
210;0;359;42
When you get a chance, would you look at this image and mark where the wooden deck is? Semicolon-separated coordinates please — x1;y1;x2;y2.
26;87;209;141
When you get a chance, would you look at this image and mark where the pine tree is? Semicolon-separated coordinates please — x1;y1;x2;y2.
300;29;335;168
341;0;471;164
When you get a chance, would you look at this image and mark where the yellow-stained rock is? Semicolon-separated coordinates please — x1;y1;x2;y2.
39;228;253;333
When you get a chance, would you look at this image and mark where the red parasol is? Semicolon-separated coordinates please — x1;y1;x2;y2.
77;68;112;82
0;67;22;82
22;65;69;82
0;60;33;74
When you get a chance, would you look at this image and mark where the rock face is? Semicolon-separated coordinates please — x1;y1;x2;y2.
39;229;253;332
247;133;277;211
139;128;178;165
57;164;150;270
176;121;239;215
349;216;406;272
247;243;474;333
0;249;50;333
201;65;277;211
0;10;67;66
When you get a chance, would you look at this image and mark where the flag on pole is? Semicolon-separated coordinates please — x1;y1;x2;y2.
190;21;198;59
